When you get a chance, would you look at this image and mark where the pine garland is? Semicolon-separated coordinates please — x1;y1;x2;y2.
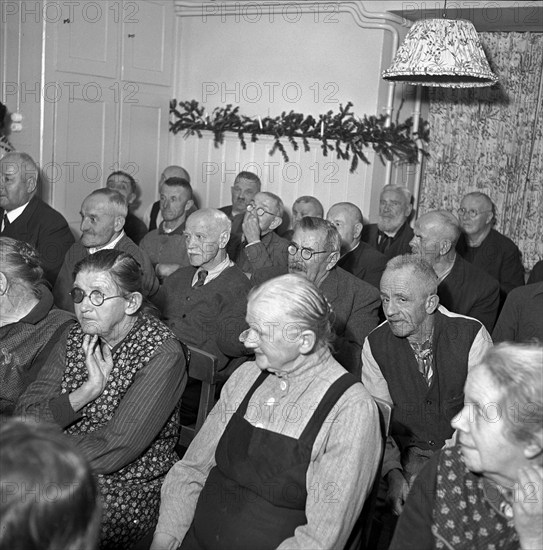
170;99;429;173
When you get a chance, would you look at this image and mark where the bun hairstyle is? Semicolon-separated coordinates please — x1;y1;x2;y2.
0;237;45;297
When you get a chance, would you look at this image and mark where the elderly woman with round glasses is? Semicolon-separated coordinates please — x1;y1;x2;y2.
17;249;188;550
151;274;381;550
390;342;543;550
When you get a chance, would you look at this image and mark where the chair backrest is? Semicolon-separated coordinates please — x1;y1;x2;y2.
178;344;219;449
344;396;393;550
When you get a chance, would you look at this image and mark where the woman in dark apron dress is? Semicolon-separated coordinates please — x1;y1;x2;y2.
152;274;382;550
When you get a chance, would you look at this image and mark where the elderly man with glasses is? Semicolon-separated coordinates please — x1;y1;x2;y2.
253;217;380;376
456;192;525;302
228;191;289;277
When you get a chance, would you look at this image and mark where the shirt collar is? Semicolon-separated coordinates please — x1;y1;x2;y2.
4;200;30;224
88;231;125;254
192;254;234;286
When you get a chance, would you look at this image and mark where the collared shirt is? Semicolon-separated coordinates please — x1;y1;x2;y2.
88;231;125;254
191;255;234;287
1;200;30;230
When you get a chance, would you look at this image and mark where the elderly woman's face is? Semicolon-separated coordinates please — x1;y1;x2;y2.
241;296;302;374
73;270;129;342
451;366;531;486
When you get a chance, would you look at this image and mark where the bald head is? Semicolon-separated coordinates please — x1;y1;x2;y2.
0;152;39;211
326;202;364;252
419;211;461;244
160;165;190;185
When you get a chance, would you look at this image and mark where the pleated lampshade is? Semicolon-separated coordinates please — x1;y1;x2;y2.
382;18;498;87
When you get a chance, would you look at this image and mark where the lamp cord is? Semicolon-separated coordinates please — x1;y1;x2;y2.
443;0;447;18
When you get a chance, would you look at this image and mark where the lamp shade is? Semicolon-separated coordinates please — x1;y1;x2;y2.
382;19;498;87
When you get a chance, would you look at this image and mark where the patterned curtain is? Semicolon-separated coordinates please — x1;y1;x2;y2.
418;32;543;270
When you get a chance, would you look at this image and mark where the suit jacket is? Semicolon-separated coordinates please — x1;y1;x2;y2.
457;229;525;300
219;205;234;220
438;255;500;333
1;196;74;285
253;266;381;376
360;221;414;260
492;282;543;343
53;234;160;312
124;212;148;245
155;264;251;370
337;241;387;289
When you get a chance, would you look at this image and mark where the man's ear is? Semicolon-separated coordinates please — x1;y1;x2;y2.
440;239;452;256
114;216;126;232
353;222;363;240
25;174;38;195
125;292;143;315
270;216;282;231
184;199;195;214
426;293;439;314
326;251;340;271
218;230;230;249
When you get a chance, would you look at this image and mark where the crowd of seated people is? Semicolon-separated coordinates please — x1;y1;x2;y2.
1;150;542;550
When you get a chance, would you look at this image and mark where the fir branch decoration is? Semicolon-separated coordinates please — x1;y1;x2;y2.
170;99;428;173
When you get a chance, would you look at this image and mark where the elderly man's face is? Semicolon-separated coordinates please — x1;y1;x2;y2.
159;183;192;223
80;195;121;248
458;195;493;236
380;266;432;339
231;177;259;213
288;228;334;286
451;366;532;486
326;206;360;251
184;213;225;269
249;192;280;235
292;200;321;225
0;157;35;211
378;189;411;234
410;218;442;266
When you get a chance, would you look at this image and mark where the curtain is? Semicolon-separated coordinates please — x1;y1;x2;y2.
418;32;543;271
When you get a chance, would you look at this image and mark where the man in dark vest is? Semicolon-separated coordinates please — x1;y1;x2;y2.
360;184;414;260
362;255;492;516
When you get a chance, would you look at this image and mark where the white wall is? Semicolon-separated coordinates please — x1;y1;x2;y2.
169;2;420;223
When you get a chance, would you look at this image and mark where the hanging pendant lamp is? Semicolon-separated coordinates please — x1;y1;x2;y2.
382;17;498;88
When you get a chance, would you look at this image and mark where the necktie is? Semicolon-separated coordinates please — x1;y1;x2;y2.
377;231;392;253
193;269;208;288
410;338;434;386
2;213;10;232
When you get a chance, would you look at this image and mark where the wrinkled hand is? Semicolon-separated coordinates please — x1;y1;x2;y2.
82;334;114;398
386;469;410;516
513;465;543;549
242;210;261;244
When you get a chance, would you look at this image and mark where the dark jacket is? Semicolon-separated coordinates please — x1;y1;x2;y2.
337;241;387;289
457;228;525;300
360;220;414;260
1;196;74;285
438;254;500;333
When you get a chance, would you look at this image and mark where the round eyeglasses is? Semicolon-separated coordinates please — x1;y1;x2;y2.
246;203;276;217
287;242;328;261
69;287;126;307
457;208;492;219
